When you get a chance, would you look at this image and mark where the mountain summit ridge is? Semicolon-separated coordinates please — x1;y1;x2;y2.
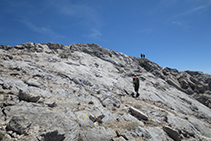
0;42;211;140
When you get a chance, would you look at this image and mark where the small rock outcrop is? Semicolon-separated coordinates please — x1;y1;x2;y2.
0;42;210;140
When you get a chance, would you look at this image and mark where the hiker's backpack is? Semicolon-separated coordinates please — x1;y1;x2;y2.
134;76;139;84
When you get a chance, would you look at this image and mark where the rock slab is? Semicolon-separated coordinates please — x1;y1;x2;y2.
128;107;148;121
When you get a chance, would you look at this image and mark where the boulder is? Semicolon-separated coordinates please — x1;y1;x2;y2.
163;126;181;141
6;116;31;135
18;90;40;102
41;130;65;141
128;107;148;121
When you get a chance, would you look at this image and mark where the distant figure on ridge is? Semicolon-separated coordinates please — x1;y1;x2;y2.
141;54;145;58
133;74;140;98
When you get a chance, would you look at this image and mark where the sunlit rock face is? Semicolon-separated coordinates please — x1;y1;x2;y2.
0;42;210;141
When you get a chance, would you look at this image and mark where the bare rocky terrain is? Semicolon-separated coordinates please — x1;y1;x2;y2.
0;42;211;141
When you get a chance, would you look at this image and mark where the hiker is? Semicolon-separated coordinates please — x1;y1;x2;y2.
141;54;145;58
133;74;140;97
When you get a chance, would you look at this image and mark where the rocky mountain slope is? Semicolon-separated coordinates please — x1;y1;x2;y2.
0;42;211;141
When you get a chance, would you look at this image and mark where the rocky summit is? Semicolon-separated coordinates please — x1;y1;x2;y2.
0;42;211;141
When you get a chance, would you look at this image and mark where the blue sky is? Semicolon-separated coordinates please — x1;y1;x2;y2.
1;0;211;74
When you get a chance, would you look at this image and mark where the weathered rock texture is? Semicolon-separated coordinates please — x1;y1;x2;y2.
0;42;211;141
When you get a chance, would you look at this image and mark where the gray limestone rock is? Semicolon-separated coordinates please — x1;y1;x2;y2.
0;42;211;141
128;107;148;121
6;116;31;135
0;45;11;50
40;130;65;141
80;126;115;141
18;90;40;102
163;126;181;141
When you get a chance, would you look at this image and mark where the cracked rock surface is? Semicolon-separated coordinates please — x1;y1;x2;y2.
0;42;211;141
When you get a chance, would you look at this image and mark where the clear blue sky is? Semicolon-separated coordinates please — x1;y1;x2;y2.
1;0;211;74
